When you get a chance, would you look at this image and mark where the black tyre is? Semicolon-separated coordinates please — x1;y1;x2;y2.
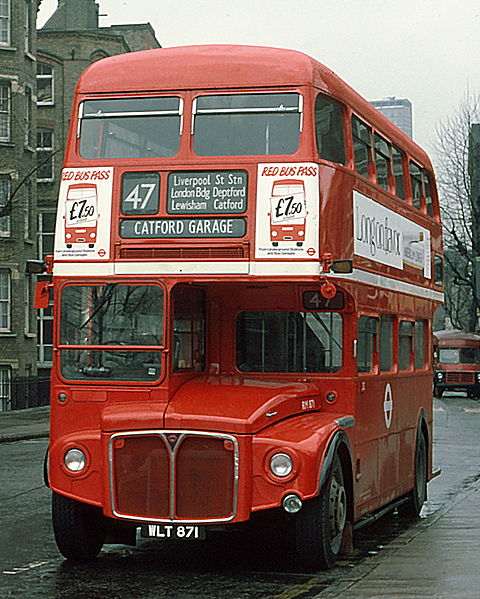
433;385;444;398
400;432;427;517
294;454;348;570
52;492;106;560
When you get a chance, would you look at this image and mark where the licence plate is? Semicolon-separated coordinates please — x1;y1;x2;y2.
140;523;205;540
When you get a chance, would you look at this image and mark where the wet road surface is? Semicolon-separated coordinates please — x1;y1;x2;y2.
2;394;480;599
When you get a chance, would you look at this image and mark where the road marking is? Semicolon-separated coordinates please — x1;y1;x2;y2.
272;577;322;598
463;408;480;413
3;561;49;575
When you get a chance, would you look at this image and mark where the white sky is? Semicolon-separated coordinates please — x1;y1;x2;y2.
37;0;480;159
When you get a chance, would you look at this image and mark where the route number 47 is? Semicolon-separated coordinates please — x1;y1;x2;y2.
124;183;157;211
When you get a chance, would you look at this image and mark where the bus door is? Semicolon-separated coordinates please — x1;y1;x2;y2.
64;183;98;248
269;179;306;247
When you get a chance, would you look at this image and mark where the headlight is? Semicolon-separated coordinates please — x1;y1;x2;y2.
64;448;86;472
270;453;293;477
436;372;444;381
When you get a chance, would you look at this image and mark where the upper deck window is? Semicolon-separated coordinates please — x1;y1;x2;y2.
351;115;372;179
314;95;345;165
193;93;302;156
78;97;182;159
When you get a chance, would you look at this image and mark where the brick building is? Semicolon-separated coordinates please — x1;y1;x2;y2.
0;0;160;409
0;0;41;408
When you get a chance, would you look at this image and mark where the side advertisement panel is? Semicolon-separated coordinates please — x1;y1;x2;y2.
354;191;432;279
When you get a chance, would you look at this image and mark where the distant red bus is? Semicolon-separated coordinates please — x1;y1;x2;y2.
433;330;480;398
37;45;443;569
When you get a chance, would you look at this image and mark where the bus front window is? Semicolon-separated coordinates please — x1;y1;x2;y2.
439;347;480;364
193;93;302;156
79;97;182;159
236;311;342;373
60;284;164;381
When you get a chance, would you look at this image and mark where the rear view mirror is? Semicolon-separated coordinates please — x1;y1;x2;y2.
330;259;353;274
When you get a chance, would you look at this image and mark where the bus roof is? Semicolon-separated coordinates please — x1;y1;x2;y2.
76;45;431;167
434;330;480;343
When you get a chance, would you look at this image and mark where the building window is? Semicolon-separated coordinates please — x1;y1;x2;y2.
0;268;11;331
24;180;32;239
0;175;11;237
38;305;53;364
25;85;32;146
38;211;55;258
24;0;31;53
37;63;54;105
0;365;11;410
0;0;10;47
37;129;54;181
0;81;11;142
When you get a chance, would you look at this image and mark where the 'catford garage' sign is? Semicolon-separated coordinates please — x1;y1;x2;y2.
120;218;246;238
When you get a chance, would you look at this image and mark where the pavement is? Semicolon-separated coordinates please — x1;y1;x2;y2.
0;405;49;443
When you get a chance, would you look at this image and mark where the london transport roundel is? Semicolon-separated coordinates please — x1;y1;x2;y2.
383;383;393;428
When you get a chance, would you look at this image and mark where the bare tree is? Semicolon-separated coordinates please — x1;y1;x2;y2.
433;93;480;331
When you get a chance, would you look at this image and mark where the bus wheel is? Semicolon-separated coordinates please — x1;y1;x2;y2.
294;454;348;570
52;492;106;560
400;433;427;518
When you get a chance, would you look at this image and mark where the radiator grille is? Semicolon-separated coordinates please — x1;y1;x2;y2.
118;246;247;260
110;431;238;523
446;372;475;384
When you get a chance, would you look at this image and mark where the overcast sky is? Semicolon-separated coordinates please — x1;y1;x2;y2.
37;0;480;160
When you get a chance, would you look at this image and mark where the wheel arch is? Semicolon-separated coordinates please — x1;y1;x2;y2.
318;430;354;523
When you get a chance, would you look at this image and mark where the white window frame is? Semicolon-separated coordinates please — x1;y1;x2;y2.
24;0;31;54
36;128;54;182
0;268;11;331
0;365;11;410
0;175;11;237
0;80;11;142
0;0;11;47
38;210;55;259
24;84;32;147
36;62;54;106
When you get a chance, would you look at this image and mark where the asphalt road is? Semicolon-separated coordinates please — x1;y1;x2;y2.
1;394;479;599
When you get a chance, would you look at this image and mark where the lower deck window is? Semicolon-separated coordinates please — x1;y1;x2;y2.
236;311;342;373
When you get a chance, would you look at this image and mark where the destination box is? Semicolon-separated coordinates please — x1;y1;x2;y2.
167;170;247;214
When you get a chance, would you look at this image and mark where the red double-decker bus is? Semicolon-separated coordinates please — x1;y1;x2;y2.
433;330;480;398
35;45;443;569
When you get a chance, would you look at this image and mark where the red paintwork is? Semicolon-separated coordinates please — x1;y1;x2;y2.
47;45;443;533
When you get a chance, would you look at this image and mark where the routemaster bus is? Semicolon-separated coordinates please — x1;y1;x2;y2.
33;45;443;570
433;330;480;398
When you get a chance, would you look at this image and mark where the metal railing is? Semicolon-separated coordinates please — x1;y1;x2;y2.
1;375;50;411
